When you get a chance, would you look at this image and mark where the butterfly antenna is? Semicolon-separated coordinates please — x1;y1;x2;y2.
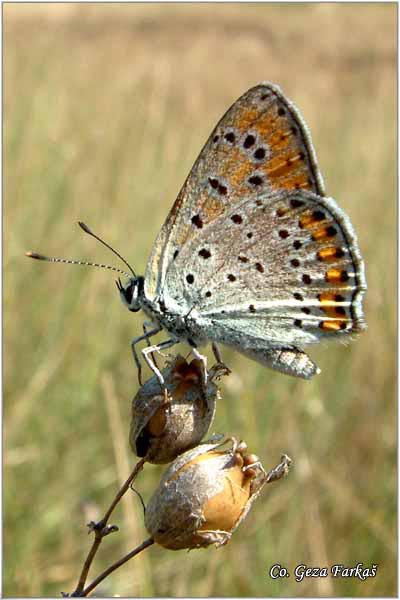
78;221;136;277
25;251;131;278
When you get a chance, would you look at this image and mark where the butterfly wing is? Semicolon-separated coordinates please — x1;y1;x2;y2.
145;82;325;300
163;188;366;349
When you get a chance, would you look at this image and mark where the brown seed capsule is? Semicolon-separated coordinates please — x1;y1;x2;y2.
130;355;229;464
145;439;286;550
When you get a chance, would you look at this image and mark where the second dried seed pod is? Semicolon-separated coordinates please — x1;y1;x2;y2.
145;439;291;550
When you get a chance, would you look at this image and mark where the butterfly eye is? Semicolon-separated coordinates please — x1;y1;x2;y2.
119;277;143;312
124;282;134;305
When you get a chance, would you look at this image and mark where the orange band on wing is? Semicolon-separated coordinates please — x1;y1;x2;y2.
319;320;347;332
325;268;349;283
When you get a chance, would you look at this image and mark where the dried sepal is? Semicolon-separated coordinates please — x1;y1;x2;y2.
145;438;290;550
130;355;229;464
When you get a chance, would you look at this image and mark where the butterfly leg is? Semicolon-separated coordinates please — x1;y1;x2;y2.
131;326;162;386
211;341;231;376
142;338;177;389
243;345;320;379
211;342;223;364
191;347;209;397
143;321;160;371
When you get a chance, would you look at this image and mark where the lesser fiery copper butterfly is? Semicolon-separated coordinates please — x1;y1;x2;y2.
27;82;367;384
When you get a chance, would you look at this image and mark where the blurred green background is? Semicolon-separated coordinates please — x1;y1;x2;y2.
4;3;396;597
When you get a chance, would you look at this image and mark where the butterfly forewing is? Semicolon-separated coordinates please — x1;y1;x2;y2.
164;189;366;347
145;83;325;300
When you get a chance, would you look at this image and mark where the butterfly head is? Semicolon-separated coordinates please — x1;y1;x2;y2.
117;276;144;312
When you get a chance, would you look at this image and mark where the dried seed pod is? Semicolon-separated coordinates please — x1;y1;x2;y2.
145;439;290;550
130;355;229;464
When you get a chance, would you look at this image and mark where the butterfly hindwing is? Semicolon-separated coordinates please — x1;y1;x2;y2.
164;188;366;347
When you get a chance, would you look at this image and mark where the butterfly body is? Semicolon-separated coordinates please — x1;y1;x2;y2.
120;277;211;346
111;82;367;382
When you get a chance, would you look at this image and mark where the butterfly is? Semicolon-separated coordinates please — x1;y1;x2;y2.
117;82;366;384
28;82;367;384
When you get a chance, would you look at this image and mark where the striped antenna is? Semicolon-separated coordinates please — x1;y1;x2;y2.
25;220;136;279
25;251;131;278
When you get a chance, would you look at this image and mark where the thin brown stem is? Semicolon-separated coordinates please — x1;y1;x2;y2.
102;458;145;524
71;458;146;596
80;537;155;597
71;536;103;597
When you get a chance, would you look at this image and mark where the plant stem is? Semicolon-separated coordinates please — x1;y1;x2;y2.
71;458;145;596
102;458;145;524
80;537;155;597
